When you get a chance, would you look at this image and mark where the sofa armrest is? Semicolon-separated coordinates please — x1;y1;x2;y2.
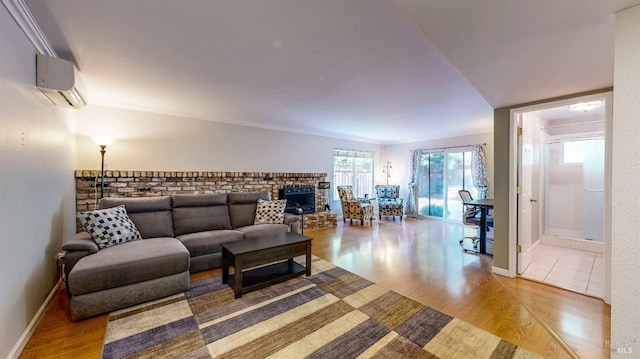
62;232;99;253
283;213;301;233
61;232;99;283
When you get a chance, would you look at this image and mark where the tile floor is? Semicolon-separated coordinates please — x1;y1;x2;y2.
520;244;604;298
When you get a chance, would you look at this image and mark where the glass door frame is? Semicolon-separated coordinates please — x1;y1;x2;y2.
415;147;476;221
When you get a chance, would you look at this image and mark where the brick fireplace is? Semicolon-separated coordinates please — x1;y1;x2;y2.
74;170;337;231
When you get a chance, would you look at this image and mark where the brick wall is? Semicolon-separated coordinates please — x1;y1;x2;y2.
75;170;330;211
301;212;338;232
74;170;335;230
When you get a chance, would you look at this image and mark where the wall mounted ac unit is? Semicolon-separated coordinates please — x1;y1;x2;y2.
36;54;87;108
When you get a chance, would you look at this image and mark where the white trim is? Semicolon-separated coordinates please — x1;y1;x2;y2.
1;0;56;56
603;92;613;305
6;280;61;359
506;110;518;278
509;91;613;303
492;265;515;278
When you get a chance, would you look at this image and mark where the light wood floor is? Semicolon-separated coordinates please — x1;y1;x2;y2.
20;217;610;358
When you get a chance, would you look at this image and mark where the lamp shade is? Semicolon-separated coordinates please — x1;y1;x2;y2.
93;136;114;146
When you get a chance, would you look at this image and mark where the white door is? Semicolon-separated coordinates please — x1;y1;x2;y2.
517;115;535;274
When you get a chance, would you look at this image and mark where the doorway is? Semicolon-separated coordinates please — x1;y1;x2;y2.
511;93;611;300
414;149;476;220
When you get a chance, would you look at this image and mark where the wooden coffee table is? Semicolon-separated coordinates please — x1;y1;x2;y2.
221;232;312;298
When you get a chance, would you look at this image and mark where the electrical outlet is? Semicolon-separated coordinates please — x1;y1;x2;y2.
56;250;65;265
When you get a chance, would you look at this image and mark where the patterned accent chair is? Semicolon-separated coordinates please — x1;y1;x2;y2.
375;185;404;220
337;185;374;225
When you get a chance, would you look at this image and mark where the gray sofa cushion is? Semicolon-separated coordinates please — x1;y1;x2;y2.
176;229;244;256
235;223;290;240
68;237;189;296
172;194;231;235
228;191;270;228
99;197;174;238
70;272;189;320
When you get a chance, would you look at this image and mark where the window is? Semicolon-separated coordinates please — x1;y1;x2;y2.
415;149;476;219
333;149;374;200
563;141;584;164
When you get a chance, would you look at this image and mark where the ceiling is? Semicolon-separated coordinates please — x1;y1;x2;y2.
23;0;640;144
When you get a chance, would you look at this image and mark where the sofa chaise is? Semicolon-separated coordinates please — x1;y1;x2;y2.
61;190;300;320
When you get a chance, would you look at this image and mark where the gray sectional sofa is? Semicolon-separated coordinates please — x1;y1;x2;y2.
61;190;300;320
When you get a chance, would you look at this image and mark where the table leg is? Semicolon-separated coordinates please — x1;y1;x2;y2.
233;261;242;299
305;241;312;276
222;248;229;284
479;207;487;254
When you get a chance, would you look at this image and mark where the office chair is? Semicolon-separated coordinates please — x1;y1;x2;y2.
459;189;481;251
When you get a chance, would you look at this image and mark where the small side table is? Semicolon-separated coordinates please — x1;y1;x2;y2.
356;196;376;204
357;197;377;215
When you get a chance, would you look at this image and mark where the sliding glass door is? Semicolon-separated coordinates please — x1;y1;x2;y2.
417;153;444;216
416;150;476;219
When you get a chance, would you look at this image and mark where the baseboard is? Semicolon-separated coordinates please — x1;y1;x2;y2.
492;266;515;278
541;235;603;253
6;279;61;359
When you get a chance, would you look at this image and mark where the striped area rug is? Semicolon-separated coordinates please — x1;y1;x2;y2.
102;257;542;358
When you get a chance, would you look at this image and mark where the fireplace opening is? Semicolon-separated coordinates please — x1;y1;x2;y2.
279;186;315;214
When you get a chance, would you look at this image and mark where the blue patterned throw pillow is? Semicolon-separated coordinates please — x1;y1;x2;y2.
254;198;287;224
78;205;142;249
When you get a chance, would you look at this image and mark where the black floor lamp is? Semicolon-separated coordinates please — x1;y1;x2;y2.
93;137;113;199
382;161;392;185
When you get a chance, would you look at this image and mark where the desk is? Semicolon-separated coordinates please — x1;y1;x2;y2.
462;199;494;254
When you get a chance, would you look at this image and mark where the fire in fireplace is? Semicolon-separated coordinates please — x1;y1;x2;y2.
279;186;315;214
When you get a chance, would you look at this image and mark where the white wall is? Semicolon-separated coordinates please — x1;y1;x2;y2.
612;4;640;356
74;106;497;214
0;6;77;358
75;104;382;205
383;132;494;201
